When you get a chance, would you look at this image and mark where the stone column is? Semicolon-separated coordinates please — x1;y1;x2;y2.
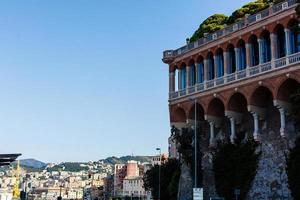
270;33;278;60
186;65;191;87
258;38;264;64
230;117;236;144
252;112;260;140
279;108;286;137
234;48;240;71
284;28;291;56
209;121;215;146
169;71;175;93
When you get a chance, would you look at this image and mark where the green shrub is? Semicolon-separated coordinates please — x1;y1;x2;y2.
143;159;180;200
287;88;300;200
289;89;300;130
171;127;203;187
213;136;260;199
287;137;300;200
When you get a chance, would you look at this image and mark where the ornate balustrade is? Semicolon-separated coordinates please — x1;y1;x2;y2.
163;0;297;60
169;52;300;100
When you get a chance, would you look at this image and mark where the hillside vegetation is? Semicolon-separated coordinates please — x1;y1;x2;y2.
190;0;284;42
101;156;152;165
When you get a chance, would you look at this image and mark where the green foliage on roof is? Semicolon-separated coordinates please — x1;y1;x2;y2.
189;14;228;43
189;0;284;42
226;0;269;24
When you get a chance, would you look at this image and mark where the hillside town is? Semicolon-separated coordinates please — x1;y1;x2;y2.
0;154;168;200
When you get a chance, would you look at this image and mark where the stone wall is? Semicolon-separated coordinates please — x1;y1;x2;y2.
246;118;298;200
176;117;298;200
200;118;297;200
177;160;193;200
202;151;217;200
247;132;292;200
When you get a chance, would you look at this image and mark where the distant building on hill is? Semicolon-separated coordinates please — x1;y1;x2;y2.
112;160;151;199
151;154;168;165
113;164;126;197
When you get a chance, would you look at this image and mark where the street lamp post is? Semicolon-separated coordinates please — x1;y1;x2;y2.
194;99;197;188
189;98;198;189
156;148;161;200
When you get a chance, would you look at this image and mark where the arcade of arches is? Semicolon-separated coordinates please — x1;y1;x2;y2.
170;77;300;146
169;19;300;93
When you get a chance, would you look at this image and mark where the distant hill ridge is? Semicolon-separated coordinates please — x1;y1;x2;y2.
15;156;152;170
100;155;152;165
15;159;47;169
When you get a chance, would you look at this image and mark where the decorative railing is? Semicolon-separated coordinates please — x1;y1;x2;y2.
163;0;297;60
169;52;300;100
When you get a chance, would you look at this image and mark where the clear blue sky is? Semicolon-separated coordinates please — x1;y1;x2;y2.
0;0;250;163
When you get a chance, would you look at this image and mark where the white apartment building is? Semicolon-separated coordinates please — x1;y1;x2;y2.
122;176;146;198
0;188;12;200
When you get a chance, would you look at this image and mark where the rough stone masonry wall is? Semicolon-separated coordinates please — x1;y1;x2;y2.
202;151;217;200
177;117;298;200
177;160;193;200
200;115;297;200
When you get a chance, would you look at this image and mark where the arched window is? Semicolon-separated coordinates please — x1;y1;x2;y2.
237;40;246;70
289;20;300;54
197;57;204;83
179;63;187;90
249;35;259;66
227;44;236;73
207;52;215;80
188;60;196;86
260;30;271;63
215;48;224;77
174;67;179;91
275;24;286;58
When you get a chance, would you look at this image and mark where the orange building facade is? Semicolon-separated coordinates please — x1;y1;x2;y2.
163;1;300;199
163;0;300;145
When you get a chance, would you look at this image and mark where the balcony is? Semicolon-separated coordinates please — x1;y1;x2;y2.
162;0;297;62
169;52;300;100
